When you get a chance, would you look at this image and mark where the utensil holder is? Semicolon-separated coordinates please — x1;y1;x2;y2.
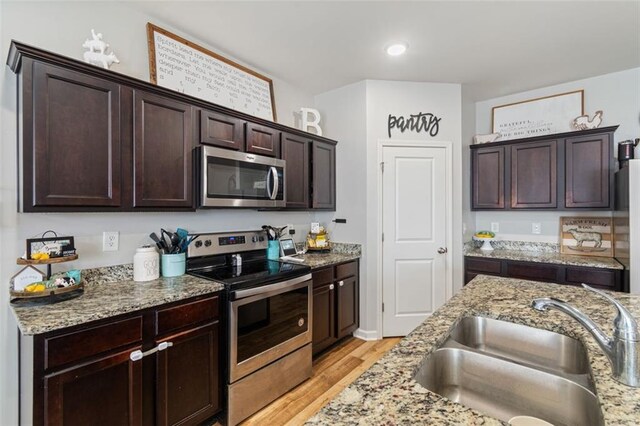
267;241;280;260
161;253;186;277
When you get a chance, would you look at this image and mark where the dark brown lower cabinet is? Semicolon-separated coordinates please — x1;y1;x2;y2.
44;347;143;425
312;260;359;355
26;293;222;426
464;256;624;292
156;322;220;426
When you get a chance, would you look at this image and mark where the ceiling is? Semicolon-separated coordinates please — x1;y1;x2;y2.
131;1;640;101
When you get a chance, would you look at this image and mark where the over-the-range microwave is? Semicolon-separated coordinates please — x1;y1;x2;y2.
200;146;286;208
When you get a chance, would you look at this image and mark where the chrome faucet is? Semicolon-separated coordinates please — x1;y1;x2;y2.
532;284;640;387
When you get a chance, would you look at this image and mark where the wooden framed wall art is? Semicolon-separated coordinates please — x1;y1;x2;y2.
146;23;276;121
492;90;584;141
560;216;613;257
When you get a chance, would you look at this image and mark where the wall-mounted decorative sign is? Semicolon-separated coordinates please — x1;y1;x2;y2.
387;112;441;138
492;90;584;141
146;23;276;121
560;216;613;258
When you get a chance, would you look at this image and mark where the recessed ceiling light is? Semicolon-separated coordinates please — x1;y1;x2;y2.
386;43;408;56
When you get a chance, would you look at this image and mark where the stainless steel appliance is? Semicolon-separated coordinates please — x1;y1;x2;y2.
187;230;312;425
200;146;286;208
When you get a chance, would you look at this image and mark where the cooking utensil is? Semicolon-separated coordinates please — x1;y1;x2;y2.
149;232;166;252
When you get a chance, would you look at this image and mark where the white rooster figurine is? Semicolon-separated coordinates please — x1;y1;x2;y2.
572;110;603;131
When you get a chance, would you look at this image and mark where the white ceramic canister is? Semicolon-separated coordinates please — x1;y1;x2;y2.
134;246;160;282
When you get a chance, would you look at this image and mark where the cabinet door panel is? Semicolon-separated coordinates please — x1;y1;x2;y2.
246;123;280;157
30;62;121;208
44;347;142;426
312;283;337;355
472;147;505;209
134;91;193;208
199;110;245;150
156;322;220;426
565;134;612;208
311;140;336;210
506;261;560;283
281;133;310;208
336;276;359;338
511;140;557;208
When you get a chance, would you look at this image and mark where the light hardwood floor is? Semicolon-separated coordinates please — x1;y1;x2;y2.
239;337;402;426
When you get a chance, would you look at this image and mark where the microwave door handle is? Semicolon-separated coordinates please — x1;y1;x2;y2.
270;167;279;200
266;167;274;199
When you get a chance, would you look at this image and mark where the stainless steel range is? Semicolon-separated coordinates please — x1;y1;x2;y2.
187;230;312;425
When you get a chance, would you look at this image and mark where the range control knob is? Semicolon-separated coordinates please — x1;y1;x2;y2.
204;240;212;247
194;240;203;248
259;236;265;242
252;236;258;243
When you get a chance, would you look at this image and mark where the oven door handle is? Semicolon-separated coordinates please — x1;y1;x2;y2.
230;273;312;300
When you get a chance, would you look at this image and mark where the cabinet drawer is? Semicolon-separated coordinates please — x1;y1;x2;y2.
465;258;502;274
156;295;219;336
44;316;142;370
335;261;358;280
506;262;560;283
565;267;617;288
312;267;334;288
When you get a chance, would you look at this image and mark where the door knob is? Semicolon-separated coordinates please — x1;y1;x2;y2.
438;247;448;254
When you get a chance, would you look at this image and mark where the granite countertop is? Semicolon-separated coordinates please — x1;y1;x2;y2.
288;252;361;270
308;275;640;425
11;274;224;336
465;247;624;270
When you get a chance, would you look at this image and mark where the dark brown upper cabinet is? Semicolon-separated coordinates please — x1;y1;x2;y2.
199;109;245;150
511;140;557;209
9;41;338;213
311;140;336;210
246;122;280;157
565;132;613;208
281;132;310;208
470;126;617;211
133;91;194;209
472;146;505;209
26;61;122;211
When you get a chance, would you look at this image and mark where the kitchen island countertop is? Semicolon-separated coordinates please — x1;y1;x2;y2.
11;274;224;335
307;275;640;425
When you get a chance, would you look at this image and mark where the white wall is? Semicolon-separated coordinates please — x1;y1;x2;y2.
474;67;640;242
315;80;462;337
461;86;477;243
0;2;318;422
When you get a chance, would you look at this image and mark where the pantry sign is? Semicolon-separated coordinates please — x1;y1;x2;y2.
387;112;442;138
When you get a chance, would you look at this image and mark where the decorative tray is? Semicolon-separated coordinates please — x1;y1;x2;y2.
10;281;85;304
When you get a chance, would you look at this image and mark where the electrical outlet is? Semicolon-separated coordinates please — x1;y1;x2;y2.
532;223;542;235
491;222;499;233
103;231;119;251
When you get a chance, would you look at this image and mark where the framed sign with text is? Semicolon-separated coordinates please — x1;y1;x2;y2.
146;23;276;121
492;90;583;141
560;216;613;257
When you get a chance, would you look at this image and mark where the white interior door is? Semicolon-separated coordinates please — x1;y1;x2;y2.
382;145;450;336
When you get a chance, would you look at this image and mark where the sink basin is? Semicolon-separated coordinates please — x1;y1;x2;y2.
415;348;604;426
448;316;590;375
414;316;604;425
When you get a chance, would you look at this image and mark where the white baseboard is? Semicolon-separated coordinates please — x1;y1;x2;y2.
353;328;379;341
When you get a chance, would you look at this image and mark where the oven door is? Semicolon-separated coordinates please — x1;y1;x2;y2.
229;274;312;382
201;146;285;208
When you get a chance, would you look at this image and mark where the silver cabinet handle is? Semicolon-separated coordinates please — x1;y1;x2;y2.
329;284;334;290
339;280;344;287
129;341;174;362
438;247;448;254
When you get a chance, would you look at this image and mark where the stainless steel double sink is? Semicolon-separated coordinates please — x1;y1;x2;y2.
414;316;604;425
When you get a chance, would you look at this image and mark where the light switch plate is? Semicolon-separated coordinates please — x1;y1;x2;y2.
103;231;119;251
532;223;541;234
491;222;499;233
